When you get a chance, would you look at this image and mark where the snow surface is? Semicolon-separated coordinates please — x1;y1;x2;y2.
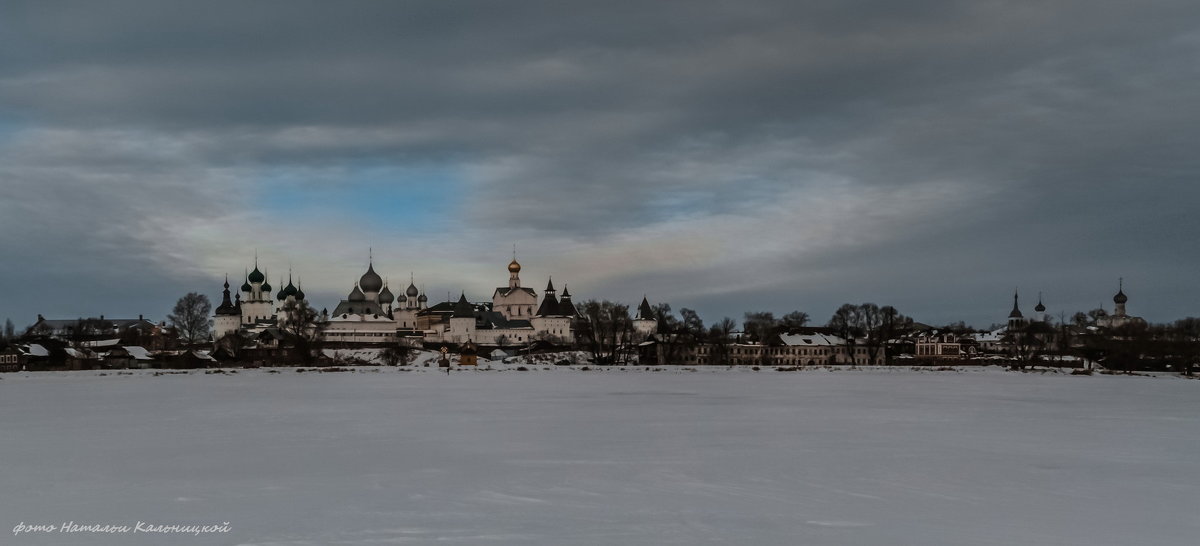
1;367;1198;545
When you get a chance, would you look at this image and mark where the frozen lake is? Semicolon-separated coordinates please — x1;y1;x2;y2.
1;367;1197;545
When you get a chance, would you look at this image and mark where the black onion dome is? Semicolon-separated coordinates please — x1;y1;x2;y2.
1113;279;1128;304
359;264;384;293
248;267;265;283
261;279;272;292
379;285;395;304
296;286;306;301
240;278;252;292
406;282;419;297
418;292;428;303
349;284;366;302
1034;299;1046;312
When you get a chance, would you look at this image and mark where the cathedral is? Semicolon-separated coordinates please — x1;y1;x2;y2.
213;258;311;342
1094;279;1146;329
213;253;625;349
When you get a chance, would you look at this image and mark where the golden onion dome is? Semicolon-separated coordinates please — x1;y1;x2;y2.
508;259;521;273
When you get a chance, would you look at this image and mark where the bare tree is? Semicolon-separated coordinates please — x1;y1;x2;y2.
169;293;212;347
578;300;631;365
381;344;414;366
878;306;911;365
653;303;685;365
279;298;320;364
706;316;737;365
1055;312;1074;365
780;311;810;332
827;304;863;365
69;318;87;349
742;311;777;343
1004;322;1046;370
1174;317;1200;376
678;308;705;363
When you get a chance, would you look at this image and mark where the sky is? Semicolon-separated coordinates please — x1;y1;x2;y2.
1;0;1198;330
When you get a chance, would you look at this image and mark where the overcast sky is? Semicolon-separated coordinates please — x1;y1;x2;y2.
2;0;1198;330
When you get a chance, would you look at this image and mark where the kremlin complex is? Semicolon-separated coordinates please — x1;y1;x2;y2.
212;254;659;350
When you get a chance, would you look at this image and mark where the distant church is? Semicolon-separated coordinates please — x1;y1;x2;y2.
1094;279;1145;329
1001;279;1145;331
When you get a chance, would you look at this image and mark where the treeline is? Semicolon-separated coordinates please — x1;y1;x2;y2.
574;299;912;366
1027;317;1200;375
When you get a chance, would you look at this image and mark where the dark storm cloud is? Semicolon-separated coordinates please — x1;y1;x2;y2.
1;0;1199;326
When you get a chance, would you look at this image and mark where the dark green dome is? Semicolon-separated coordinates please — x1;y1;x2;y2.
248;267;265;283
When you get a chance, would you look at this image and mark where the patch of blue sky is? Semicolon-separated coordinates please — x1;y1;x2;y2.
257;163;463;234
0;114;31;146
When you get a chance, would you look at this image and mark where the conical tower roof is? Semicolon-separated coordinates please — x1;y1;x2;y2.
216;276;239;316
453;292;475;318
536;291;560;317
636;296;655;320
1008;291;1023;318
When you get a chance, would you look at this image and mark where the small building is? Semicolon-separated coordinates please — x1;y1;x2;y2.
914;333;971;360
63;348;101;370
460;340;479;366
102;346;156;369
160;350;218;369
0;345;26;372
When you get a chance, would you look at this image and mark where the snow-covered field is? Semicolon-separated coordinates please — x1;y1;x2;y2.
1;367;1197;546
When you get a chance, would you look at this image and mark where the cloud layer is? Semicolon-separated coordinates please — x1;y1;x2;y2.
2;1;1199;328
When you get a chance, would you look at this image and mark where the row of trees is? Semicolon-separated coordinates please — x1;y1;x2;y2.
827;303;912;365
561;299;918;367
1007;316;1200;374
